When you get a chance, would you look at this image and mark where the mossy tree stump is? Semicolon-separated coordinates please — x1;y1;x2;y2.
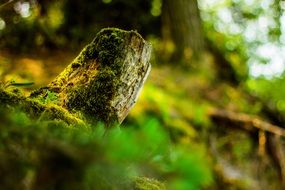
2;28;152;125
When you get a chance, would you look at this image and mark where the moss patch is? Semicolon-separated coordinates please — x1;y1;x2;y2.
66;68;119;124
64;28;134;124
133;177;166;190
0;88;84;125
29;28;147;125
93;28;124;70
71;43;99;68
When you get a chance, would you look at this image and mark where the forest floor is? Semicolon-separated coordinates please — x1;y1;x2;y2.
0;50;284;190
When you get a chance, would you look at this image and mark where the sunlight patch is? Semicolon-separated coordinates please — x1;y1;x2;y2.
0;18;5;30
14;1;31;18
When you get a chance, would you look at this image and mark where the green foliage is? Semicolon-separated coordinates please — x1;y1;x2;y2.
0;107;212;189
200;0;285;78
232;134;253;162
201;12;249;81
129;78;211;142
247;76;285;113
150;0;162;17
38;90;59;104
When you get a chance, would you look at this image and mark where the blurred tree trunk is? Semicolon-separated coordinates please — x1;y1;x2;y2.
162;0;204;62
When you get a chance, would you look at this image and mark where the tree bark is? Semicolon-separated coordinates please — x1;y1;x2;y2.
1;28;152;126
162;0;204;62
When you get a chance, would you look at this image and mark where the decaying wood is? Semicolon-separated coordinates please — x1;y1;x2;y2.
1;28;152;125
209;109;285;137
32;28;151;124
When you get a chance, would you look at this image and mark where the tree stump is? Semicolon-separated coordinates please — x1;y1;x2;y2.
1;28;152;126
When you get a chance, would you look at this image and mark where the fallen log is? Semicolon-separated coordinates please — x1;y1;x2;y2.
0;28;152;126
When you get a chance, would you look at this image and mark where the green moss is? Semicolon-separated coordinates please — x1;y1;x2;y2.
29;28;142;125
0;88;84;125
71;43;99;68
38;105;85;125
66;68;119;124
32;90;59;105
65;28;138;125
93;28;125;72
71;28;129;71
133;177;166;190
0;88;21;105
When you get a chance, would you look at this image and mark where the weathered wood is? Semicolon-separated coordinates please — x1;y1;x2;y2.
2;28;152;125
